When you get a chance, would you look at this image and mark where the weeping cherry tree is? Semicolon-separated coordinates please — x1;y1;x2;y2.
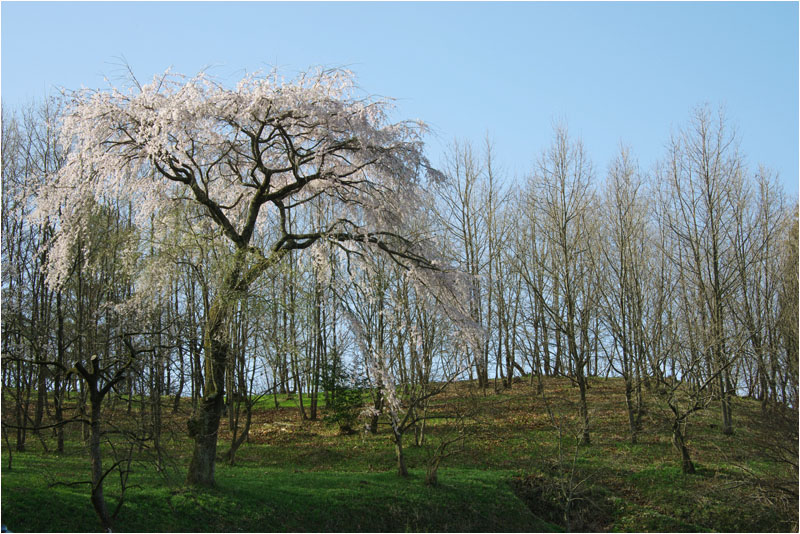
35;67;448;487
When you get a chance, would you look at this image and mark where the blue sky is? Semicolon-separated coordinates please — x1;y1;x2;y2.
2;1;798;195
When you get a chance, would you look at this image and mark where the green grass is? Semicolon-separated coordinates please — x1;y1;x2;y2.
1;377;796;532
253;393;330;410
1;453;550;532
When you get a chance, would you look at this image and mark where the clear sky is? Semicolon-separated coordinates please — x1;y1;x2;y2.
2;1;798;196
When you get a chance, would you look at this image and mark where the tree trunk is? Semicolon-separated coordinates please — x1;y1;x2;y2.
14;361;28;452
73;356;127;533
222;400;253;466
624;378;638;445
173;325;185;414
394;429;408;477
186;393;224;486
719;371;734;435
369;389;382;434
577;372;590;446
88;391;113;532
425;456;441;486
55;292;66;452
186;298;229;487
34;364;47;434
672;420;696;474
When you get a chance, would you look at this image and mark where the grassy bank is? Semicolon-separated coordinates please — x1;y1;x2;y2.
1;377;796;532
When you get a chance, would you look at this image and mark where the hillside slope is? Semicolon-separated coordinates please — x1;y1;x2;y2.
1;377;797;532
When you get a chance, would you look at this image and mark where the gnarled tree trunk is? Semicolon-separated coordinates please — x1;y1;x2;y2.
186;298;229;487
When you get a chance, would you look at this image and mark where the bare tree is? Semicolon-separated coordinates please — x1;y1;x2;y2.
776;205;798;407
729;169;786;409
436;140;491;390
659;105;744;435
523;124;599;445
598;146;650;443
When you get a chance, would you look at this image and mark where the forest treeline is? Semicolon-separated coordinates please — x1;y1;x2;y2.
1;71;798;528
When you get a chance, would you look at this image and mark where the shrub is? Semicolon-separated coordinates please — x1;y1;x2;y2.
323;362;367;435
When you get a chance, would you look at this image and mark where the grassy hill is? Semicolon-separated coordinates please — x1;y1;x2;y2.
1;376;797;532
